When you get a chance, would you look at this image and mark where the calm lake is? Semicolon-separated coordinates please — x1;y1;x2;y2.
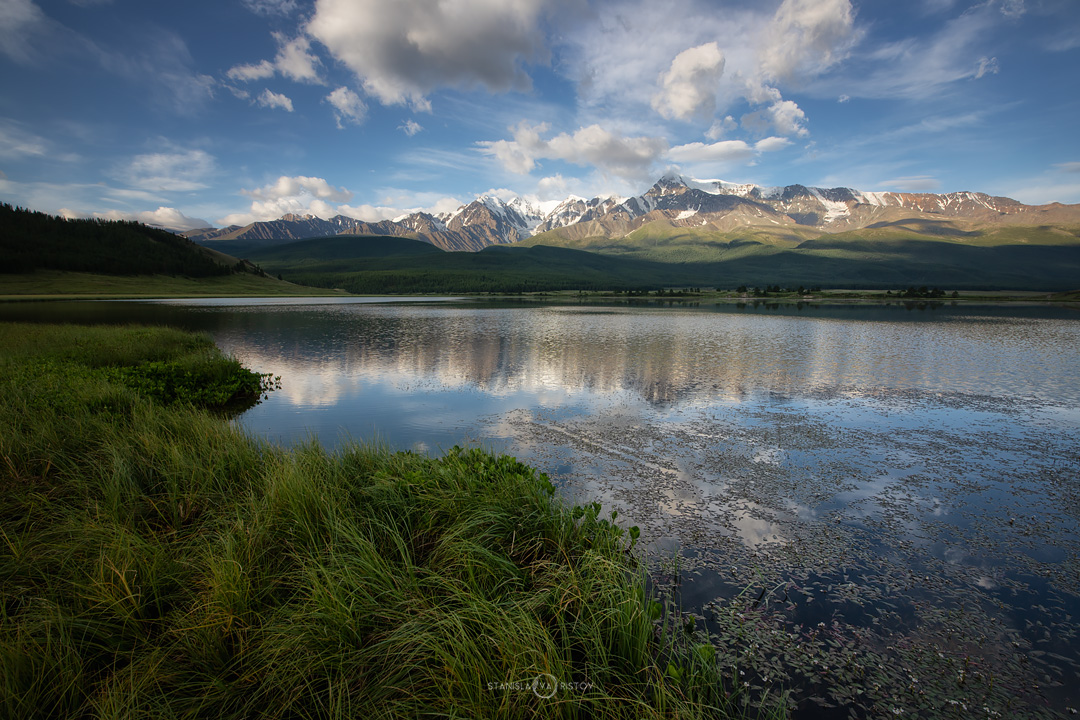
3;296;1078;718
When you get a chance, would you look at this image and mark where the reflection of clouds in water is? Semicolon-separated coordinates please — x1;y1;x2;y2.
752;447;787;465
655;474;701;518
216;302;1079;599
783;498;818;522
943;547;1001;590
493;386;1079;602
944;546;968;565
238;346;590;411
730;499;789;549
221;302;1080;415
280;369;355;407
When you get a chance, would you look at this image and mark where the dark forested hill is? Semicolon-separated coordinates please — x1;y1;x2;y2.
251;234;444;266
251;234;1080;293
1;203;234;277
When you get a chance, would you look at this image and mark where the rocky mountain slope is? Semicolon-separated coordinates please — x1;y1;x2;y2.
184;174;1080;253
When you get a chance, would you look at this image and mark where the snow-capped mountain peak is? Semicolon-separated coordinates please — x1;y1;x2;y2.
187;173;1077;253
477;195;508;217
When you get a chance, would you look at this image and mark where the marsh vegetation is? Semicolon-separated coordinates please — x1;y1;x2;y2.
0;322;768;719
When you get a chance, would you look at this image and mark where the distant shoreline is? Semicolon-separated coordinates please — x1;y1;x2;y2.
1;270;1076;303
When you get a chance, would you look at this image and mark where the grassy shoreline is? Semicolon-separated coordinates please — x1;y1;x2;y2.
0;270;351;300
0;322;768;718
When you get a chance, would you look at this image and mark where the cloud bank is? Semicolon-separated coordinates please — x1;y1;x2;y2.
479;122;669;181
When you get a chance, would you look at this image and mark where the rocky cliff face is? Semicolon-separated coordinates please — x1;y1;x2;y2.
184;174;1080;251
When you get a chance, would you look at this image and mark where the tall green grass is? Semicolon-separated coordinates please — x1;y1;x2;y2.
0;322;776;719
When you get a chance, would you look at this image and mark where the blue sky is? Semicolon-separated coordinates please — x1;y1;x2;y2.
1;0;1078;231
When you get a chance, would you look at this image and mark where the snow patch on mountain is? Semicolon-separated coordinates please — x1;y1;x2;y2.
808;187;851;222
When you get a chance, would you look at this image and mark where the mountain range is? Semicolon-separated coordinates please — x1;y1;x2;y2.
185;173;1080;255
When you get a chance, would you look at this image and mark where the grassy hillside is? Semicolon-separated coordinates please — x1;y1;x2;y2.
521;221;812;264
251;234;443;268
258;243;699;293
196;233;443;263
511;221;1080;290
187;237;280;259
0;270;350;299
0;204;353;297
525;219;1080;259
249;229;1080;292
0;322;763;719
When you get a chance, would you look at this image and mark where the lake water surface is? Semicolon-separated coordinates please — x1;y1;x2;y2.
4;297;1078;718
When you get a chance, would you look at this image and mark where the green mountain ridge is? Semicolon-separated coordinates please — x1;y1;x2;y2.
5;201;1079;294
248;226;1080;293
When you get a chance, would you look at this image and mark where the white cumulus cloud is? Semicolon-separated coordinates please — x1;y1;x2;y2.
325;86;367;128
560;0;843;142
257;89;294;112
706;116;737;141
399;119;423;136
478;121;669;182
244;175;353;203
739;81;809;137
666;135;792;170
305;0;562;108
754;136;793;152
94;206;211;232
221;198;330;226
760;0;857;83
652;42;725;121
537;174;572;200
273;33;321;83
228;32;322;84
227;60;274;82
667;140;753;165
766;99;809;137
218;175;355;224
332;203;404;222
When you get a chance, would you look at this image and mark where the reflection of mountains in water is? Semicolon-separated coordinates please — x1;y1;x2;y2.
231;305;974;408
